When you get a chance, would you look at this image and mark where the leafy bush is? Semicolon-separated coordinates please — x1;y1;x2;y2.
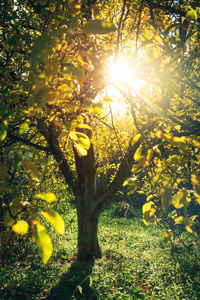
111;201;135;218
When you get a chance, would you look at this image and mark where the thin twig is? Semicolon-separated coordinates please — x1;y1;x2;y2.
109;105;123;157
136;0;144;55
116;0;126;56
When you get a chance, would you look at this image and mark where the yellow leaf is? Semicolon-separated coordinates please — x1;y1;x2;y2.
74;144;87;157
75;132;90;150
69;131;78;141
131;164;141;173
34;224;53;264
186;9;197;21
89;106;104;115
142;201;155;225
151;169;163;188
12;220;28;236
154;35;163;44
41;210;65;234
171;189;189;209
132;133;141;145
146;149;154;163
185;226;198;237
171;136;189;154
186;135;200;148
174;216;195;226
19;119;30;135
103;96;112;105
134;146;142;161
36;192;57;203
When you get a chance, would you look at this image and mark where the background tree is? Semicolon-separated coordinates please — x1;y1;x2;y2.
1;0;200;262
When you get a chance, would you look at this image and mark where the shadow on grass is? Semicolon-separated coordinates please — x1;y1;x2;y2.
50;259;97;300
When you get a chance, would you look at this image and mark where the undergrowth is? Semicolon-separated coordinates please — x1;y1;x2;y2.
0;205;200;299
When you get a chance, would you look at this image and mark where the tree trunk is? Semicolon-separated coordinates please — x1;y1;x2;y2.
74;135;142;261
76;195;101;261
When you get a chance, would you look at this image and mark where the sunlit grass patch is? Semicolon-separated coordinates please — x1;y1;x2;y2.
1;205;200;299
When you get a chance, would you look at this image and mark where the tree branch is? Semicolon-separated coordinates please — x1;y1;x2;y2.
93;138;142;214
116;0;126;56
37;119;76;190
136;0;144;55
6;132;49;152
145;0;185;17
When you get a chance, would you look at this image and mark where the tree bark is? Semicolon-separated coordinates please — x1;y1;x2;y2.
76;194;101;261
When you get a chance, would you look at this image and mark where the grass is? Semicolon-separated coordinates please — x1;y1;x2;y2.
0;204;200;299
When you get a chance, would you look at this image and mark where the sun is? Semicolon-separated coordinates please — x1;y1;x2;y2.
108;58;134;82
105;56;146;114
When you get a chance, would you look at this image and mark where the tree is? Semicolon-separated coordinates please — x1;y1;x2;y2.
1;0;200;262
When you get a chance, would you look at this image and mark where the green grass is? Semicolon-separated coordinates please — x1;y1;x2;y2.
1;205;200;299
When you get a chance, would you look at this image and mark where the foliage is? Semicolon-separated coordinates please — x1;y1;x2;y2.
1;0;200;263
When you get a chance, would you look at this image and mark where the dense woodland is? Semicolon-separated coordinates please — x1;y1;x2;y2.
1;0;200;298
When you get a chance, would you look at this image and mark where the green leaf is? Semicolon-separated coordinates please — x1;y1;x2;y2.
17;145;39;155
191;173;200;205
160;184;172;211
12;220;28;236
41;210;65;234
77;286;82;294
0;186;13;194
89;275;93;287
30;35;53;73
34;224;53;264
84;19;116;35
35;86;50;107
14;150;23;169
62;65;83;81
0;164;7;181
0;123;7;141
3;211;15;227
19;119;30;135
36;192;57;203
126;177;138;195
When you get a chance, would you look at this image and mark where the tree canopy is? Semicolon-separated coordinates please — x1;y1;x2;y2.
1;0;200;262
